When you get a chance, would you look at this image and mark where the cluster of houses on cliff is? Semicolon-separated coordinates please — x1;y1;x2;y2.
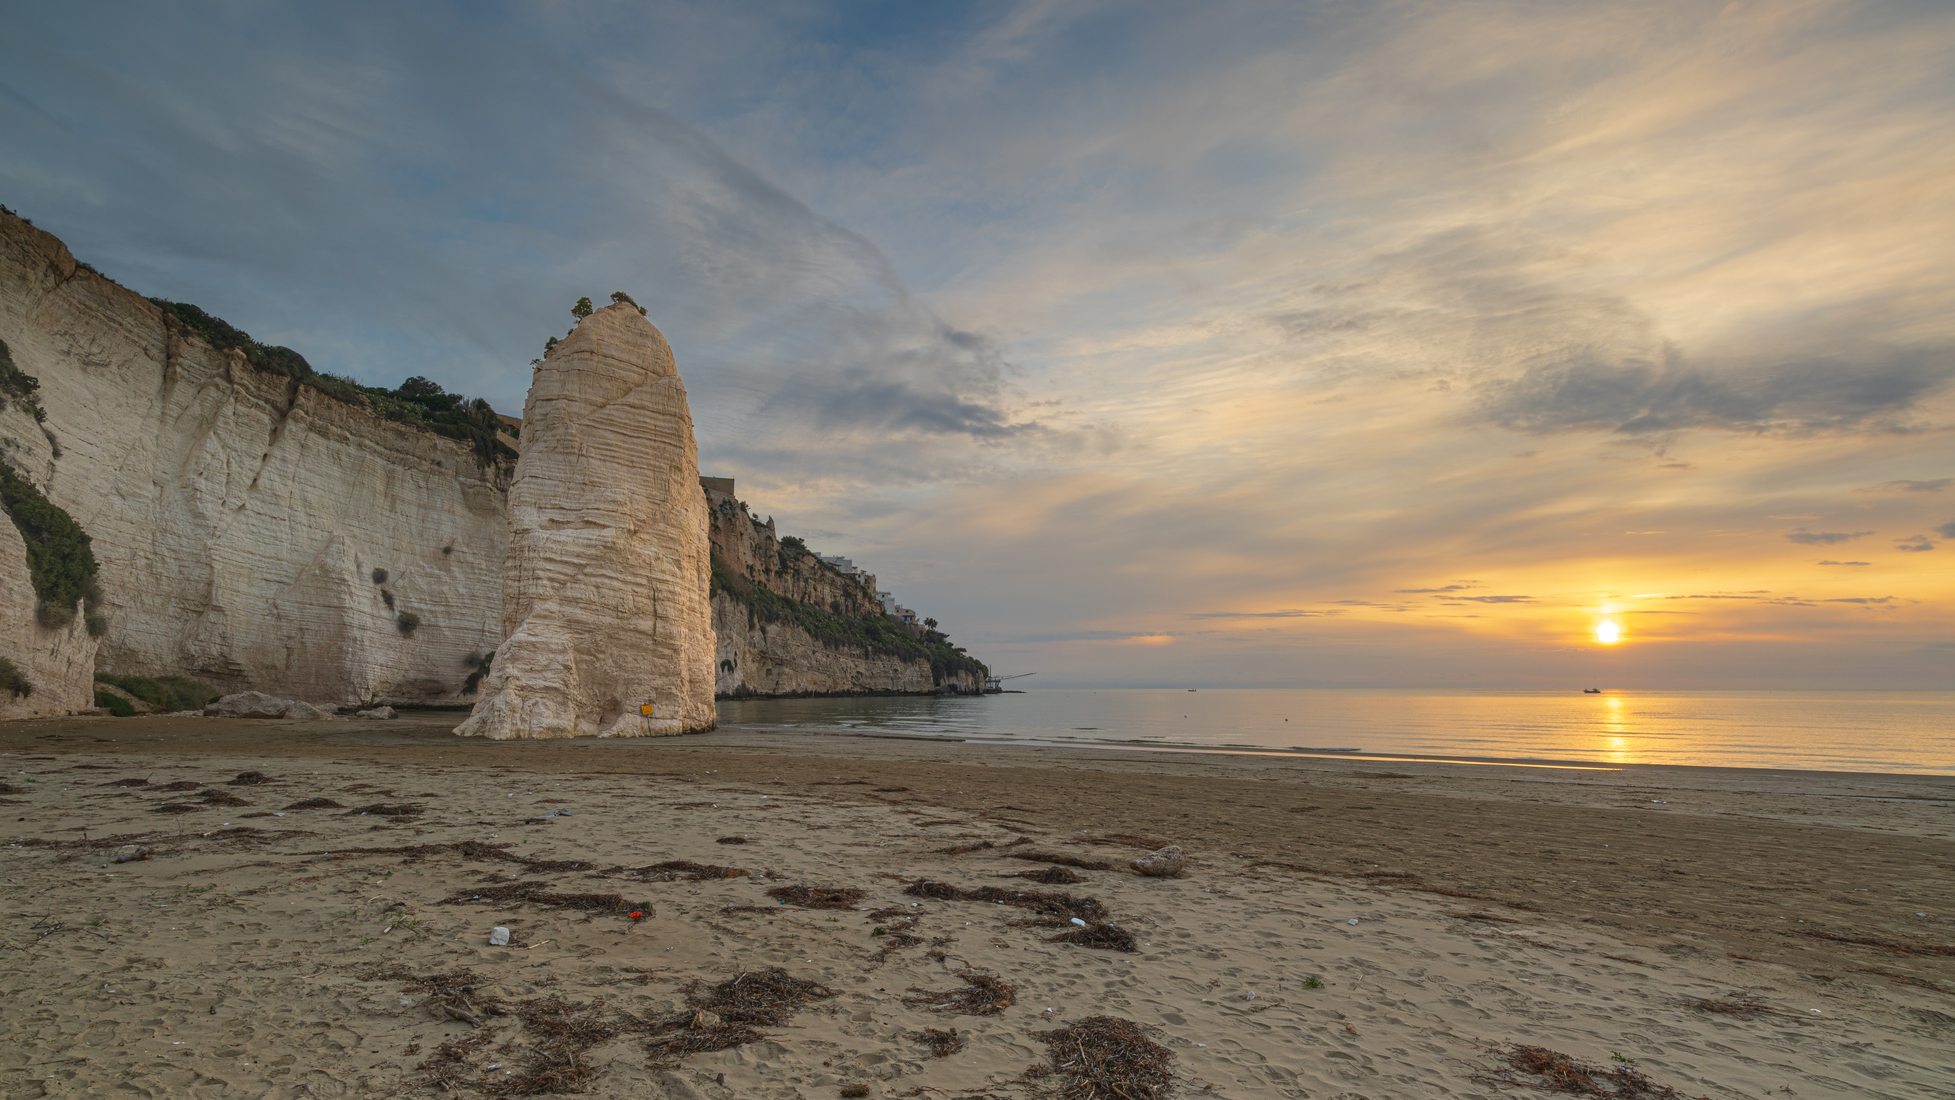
814;555;921;628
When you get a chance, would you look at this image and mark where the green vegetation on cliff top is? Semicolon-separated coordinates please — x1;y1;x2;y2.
148;298;514;466
711;555;988;686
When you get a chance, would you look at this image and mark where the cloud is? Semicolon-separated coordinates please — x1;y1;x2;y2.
1785;529;1874;545
1816;560;1871;566
1860;478;1952;493
1895;537;1937;553
1189;608;1344;620
1448;595;1534;604
1825;596;1898;605
1480;345;1952;437
1939;519;1955;538
1015;629;1180;644
1395;583;1475;594
768;375;1031;440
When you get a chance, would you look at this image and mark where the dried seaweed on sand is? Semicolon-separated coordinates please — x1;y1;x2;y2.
1049;921;1138;953
687;967;836;1027
281;797;345;810
361;965;509;1027
1473;1045;1705;1098
614;859;748;881
767;885;865;909
903;972;1016;1016
494;994;646;1095
911;1027;966;1058
935;836;1031;856
1682;995;1771;1018
1009;850;1113;871
644;968;835;1065
904;879;1107;922
343;802;425;818
1009;866;1085;885
318;840;593;872
1029;1016;1175;1100
441;881;648;917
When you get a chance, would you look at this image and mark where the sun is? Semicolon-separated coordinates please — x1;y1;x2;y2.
1594;620;1623;646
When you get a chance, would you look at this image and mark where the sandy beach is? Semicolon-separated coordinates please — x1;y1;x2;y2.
1;712;1950;1098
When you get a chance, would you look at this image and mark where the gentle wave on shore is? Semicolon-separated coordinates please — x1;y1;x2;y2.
720;687;1955;775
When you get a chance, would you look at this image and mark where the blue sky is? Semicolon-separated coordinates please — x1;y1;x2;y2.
4;1;1953;687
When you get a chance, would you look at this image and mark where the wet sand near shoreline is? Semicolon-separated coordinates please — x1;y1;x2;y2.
2;712;1950;1097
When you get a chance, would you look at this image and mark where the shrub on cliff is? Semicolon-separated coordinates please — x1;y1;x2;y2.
463;651;493;694
396;610;421;636
94;673;221;712
0;338;48;423
0;657;31;699
94;689;134;716
0;461;99;630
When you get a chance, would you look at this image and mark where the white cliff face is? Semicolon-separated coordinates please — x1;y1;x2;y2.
456;303;715;739
0;507;98;719
0;212;507;707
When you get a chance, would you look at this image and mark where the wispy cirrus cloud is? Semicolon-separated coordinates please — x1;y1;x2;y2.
1189;608;1344;620
1861;478;1952;493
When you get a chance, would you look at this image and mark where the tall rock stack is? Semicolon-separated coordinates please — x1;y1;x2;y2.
455;302;715;738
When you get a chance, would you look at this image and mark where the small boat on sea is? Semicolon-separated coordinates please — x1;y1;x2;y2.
1583;687;1602;694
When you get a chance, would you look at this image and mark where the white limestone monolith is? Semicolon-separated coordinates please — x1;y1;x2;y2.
455;302;714;738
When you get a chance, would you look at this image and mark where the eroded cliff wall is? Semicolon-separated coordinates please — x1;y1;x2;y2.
707;488;984;696
0;211;507;706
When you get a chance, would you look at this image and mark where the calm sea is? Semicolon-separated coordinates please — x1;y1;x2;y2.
717;688;1955;775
